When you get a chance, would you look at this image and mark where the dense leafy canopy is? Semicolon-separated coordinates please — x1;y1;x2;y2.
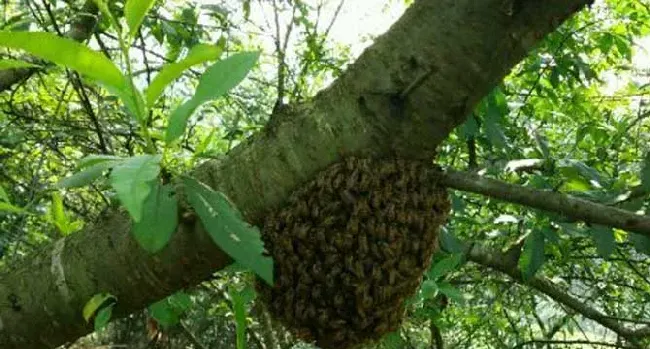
0;0;649;348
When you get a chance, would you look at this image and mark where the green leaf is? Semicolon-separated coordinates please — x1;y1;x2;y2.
109;155;162;222
458;115;479;140
91;0;114;30
50;192;71;235
78;154;126;168
541;227;560;245
149;292;192;328
0;32;127;92
57;161;117;188
231;286;252;349
591;225;616;258
149;300;180;328
518;229;546;281
133;182;178;253
437;281;465;304
125;0;156;38
0;185;9;202
641;153;650;191
0;201;27;214
630;233;650;254
381;331;406;349
193;129;217;158
0;59;40;70
420;280;439;300
83;293;117;322
145;42;225;106
94;304;114;331
485;118;508;149
427;254;463;280
183;176;273;284
168;291;193;311
165;52;260;144
439;228;465;254
558;159;605;189
534;131;551;159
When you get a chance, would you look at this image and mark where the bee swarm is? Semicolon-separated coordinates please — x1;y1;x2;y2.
257;157;450;349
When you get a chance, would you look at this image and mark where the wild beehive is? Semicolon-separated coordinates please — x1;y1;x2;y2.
257;157;450;349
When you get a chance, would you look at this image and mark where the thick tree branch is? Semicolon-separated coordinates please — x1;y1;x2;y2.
0;1;592;348
439;169;650;237
467;244;650;346
513;339;636;349
0;0;98;92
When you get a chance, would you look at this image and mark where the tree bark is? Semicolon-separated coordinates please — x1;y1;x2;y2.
438;169;650;237
0;0;592;348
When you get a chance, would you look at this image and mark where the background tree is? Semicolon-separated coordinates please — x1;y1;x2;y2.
0;0;649;348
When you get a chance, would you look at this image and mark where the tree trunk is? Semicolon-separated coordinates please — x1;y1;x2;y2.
0;0;592;348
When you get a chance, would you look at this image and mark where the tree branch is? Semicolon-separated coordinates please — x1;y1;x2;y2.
466;243;650;346
438;169;650;237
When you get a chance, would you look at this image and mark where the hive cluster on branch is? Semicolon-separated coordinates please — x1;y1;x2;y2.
257;157;451;349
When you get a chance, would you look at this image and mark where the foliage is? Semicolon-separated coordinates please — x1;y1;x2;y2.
1;0;649;349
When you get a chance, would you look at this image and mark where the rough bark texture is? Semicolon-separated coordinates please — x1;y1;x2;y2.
439;169;650;237
0;0;592;348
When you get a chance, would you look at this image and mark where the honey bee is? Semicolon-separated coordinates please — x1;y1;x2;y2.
359;173;371;190
398;257;416;273
387;225;400;242
411;192;421;207
344;255;355;273
324;254;339;267
317;312;330;327
330;319;347;329
296;281;310;296
395;175;408;189
341;273;354;286
388;269;398;285
321;216;337;227
305;305;318;320
295;201;310;217
346;168;360;188
354;198;371;216
315;228;327;244
283;303;294;322
311;262;322;276
373;322;389;335
358;234;369;256
342;235;354;251
371;265;382;281
410;240;420;253
347;219;360;235
385;203;396;221
371;244;382;259
327;264;342;280
333;293;345;307
294;300;307;320
353;260;365;278
311;205;320;219
376;285;392;303
396;209;408;225
377;223;388;240
370;192;382;209
312;285;323;300
379;241;394;259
